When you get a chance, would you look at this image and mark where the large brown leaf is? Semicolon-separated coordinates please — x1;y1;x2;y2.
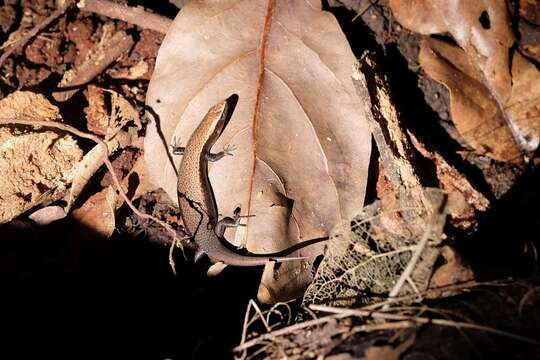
419;38;540;162
389;0;514;103
144;0;371;302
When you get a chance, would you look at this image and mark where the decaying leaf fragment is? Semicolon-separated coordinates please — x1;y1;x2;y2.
145;0;372;302
0;91;83;224
518;0;540;63
302;188;466;308
85;86;141;139
419;38;540;162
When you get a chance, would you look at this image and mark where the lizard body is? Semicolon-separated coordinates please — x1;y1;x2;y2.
176;94;323;266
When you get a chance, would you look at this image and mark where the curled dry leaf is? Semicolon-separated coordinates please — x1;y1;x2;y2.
144;0;371;302
85;85;109;136
0;91;82;224
389;0;514;103
419;38;540;162
28;205;67;225
409;132;489;229
71;186;118;238
85;86;141;139
66;87;140;212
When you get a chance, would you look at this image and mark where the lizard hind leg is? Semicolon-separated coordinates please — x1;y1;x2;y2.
215;216;246;250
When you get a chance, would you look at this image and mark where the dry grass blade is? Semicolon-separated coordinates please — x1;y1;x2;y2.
234;280;518;358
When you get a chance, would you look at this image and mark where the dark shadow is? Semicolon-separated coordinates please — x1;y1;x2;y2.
462;164;540;278
128;0;180;18
364;138;379;205
145;104;178;176
0;208;265;359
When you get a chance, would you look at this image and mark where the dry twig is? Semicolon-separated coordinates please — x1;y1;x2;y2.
310;304;540;345
77;0;172;34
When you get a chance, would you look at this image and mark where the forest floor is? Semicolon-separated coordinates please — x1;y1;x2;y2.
1;0;539;359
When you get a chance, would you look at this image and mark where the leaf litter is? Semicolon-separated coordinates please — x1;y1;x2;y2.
1;0;540;358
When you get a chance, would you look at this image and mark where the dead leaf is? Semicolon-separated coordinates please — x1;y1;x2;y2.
0;90;60;121
419;38;540;162
67;88;140;211
71;155;148;239
144;0;371;302
389;0;514;102
105;89;142;137
28;205;67;225
84;87;141;141
0;5;16;33
71;186;118;238
85;85;109;136
505;53;540;152
302;188;451;308
0;91;83;224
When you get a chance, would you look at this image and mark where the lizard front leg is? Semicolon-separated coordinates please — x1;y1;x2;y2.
206;143;237;162
170;136;185;155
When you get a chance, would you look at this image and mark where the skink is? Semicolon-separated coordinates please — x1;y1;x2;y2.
175;94;326;266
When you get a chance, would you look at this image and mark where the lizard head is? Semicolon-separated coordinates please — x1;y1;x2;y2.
203;93;239;151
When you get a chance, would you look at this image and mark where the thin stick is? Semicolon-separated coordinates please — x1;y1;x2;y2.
310;304;540;345
362;279;513;310
233;312;352;353
0;118;182;264
77;0;172;34
387;213;435;300
0;1;73;68
239;299;273;355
